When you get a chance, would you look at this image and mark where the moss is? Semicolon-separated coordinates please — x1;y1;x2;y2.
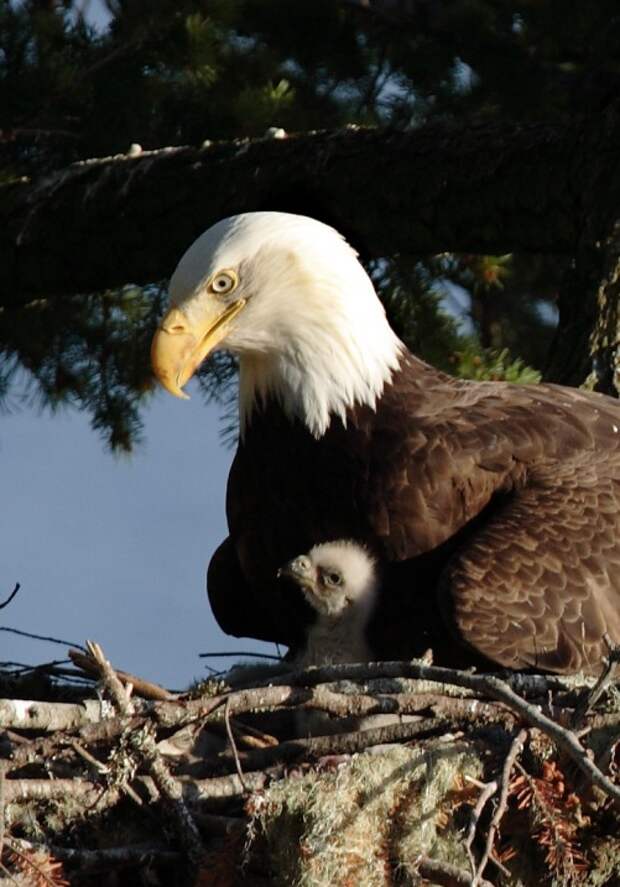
584;836;620;887
247;741;483;887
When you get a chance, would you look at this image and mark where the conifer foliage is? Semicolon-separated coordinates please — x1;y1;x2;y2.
2;0;619;446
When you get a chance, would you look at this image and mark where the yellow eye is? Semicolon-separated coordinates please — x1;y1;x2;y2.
209;270;237;295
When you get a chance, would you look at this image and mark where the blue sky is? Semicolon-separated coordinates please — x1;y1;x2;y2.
3;0;281;692
1;387;276;690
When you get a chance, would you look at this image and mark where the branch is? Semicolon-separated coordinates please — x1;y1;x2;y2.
0;584;20;610
0;697;115;731
260;660;620;804
0;626;86;651
3;769;275;807
69;649;176;701
474;729;528;883
3;658;616;805
9;838;180;873
235;716;455;772
416;855;494;887
465;777;498;877
224;698;247;793
4;111;620;301
85;640;205;867
571;642;620;727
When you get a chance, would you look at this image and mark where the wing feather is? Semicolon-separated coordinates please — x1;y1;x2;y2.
209;352;620;671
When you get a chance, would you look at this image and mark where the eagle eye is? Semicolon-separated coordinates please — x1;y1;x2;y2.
209;270;238;296
323;570;343;587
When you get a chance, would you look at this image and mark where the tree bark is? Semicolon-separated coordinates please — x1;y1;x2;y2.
3;110;620;303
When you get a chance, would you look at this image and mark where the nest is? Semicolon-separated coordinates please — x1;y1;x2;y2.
1;642;620;886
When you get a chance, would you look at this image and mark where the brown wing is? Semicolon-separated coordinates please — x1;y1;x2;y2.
209;352;620;669
439;452;620;673
207;536;313;648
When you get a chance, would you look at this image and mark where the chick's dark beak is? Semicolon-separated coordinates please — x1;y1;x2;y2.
277;555;314;586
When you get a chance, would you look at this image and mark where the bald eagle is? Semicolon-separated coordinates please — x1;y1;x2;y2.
151;212;620;674
278;540;378;667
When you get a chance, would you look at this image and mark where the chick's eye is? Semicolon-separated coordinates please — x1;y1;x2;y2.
324;571;342;587
210;271;237;295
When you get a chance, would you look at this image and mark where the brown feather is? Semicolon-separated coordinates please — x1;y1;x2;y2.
208;352;620;674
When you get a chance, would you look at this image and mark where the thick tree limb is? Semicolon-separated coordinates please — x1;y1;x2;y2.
4;111;620;302
0;696;114;731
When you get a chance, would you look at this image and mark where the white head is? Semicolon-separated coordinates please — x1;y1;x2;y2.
278;540;379;621
151;212;402;437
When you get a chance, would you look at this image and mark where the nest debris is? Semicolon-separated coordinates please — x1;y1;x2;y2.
0;643;620;885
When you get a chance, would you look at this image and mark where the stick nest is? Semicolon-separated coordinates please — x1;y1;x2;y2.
1;647;620;886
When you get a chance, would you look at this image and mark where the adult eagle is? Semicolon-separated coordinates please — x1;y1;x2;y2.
151;212;620;674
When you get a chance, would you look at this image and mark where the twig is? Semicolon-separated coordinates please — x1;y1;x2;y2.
0;659;88;679
199;651;283;661
465;777;498;878
85;640;205;866
257;661;620;805
3;769;277;805
416;854;494;887
85;641;133;715
5;777;109;806
70;739;149;807
474;728;528;884
253;660;595;695
0;626;86;652
2;730;29;746
0;584;20;610
224;698;247;792
229;719;278;749
70;741;108;774
5;715;145;774
0;683;500;734
9;837;180;872
69;649;176;701
572;642;620;728
235;717;456;771
0;763;6;865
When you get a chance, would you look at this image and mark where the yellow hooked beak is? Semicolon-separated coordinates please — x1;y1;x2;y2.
151;298;246;399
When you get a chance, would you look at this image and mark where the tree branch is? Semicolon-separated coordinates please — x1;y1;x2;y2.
4;111;620;302
84;640;205;867
0;584;20;610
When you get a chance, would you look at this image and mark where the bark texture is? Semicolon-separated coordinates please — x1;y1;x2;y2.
3;110;620;303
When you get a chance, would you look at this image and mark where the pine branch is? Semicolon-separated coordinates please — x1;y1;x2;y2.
5;111;620;302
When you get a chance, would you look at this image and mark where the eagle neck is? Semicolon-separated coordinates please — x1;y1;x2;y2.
297;611;373;667
238;323;404;439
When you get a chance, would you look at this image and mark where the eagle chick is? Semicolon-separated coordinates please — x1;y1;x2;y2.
279;540;377;668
